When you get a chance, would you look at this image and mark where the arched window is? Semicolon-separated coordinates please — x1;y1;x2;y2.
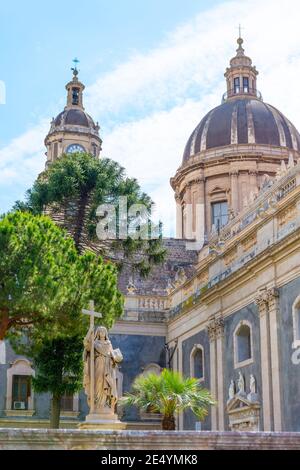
292;296;300;347
190;345;204;381
234;321;253;367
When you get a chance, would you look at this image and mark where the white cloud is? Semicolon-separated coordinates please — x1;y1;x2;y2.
1;0;300;235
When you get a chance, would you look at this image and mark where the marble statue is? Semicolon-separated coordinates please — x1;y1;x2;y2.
229;379;235;400
83;326;123;414
250;374;256;394
237;371;245;395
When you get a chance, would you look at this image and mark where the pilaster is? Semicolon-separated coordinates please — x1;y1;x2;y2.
267;288;282;431
207;317;224;430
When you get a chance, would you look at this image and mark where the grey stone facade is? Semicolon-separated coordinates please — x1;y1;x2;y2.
182;330;211;430
278;277;300;431
223;303;263;430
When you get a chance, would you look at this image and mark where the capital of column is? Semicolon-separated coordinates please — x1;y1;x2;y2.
207;317;224;342
255;287;279;316
266;287;279;311
255;289;269;316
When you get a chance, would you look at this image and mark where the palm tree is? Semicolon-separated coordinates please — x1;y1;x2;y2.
121;369;216;430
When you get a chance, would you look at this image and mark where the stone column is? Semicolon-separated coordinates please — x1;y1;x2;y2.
207;320;218;430
230;171;239;215
195;177;205;245
267;288;282;431
178;340;184;430
249;170;258;196
207;317;224;430
255;291;272;431
185;183;193;239
175;193;183;239
215;318;225;430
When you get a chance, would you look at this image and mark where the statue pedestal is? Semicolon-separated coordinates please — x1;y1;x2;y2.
78;408;126;430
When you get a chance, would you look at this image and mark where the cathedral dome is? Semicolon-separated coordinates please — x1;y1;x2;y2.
53;108;97;130
183;98;300;162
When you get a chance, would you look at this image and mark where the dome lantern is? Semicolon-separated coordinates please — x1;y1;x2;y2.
223;34;261;102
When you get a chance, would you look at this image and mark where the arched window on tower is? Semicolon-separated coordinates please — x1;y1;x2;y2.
292;296;300;347
190;345;204;381
234;321;253;367
72;87;80;105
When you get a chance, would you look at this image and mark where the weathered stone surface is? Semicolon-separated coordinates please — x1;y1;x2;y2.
0;429;300;450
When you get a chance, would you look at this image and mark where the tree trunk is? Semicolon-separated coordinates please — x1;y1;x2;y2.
0;308;9;340
162;415;176;431
50;394;61;429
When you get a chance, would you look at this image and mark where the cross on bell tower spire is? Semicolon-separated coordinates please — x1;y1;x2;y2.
72;57;80;77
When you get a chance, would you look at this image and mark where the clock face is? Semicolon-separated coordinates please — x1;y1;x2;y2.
66;144;85;154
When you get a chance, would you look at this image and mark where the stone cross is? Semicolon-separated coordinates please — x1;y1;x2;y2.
82;300;102;414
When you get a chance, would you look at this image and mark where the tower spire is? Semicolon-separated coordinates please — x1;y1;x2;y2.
65;58;85;109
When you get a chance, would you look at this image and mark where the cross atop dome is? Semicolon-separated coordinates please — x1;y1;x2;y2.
236;25;245;57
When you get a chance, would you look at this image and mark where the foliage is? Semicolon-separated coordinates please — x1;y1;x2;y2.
16;153;166;276
121;369;216;430
0;210;123;342
32;334;83;397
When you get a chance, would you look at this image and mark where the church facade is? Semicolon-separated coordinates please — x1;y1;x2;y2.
1;36;300;431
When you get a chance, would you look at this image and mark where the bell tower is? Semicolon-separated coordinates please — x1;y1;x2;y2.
44;60;102;167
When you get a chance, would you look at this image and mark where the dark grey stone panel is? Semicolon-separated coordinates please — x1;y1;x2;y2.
181;329;211;430
223;303;262;429
278;277;300;431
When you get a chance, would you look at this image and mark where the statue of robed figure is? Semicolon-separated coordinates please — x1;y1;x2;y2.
83;326;123;415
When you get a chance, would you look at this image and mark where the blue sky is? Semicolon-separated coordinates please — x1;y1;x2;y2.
1;0;300;235
0;0;221;145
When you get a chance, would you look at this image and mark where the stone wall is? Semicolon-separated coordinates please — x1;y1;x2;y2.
223;303;262;429
0;429;300;450
278;277;300;431
181;330;211;430
110;334;166;421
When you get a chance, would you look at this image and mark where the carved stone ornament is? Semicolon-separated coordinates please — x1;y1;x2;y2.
207;317;224;341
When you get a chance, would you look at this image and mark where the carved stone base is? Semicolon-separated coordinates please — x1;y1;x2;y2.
78;409;126;430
